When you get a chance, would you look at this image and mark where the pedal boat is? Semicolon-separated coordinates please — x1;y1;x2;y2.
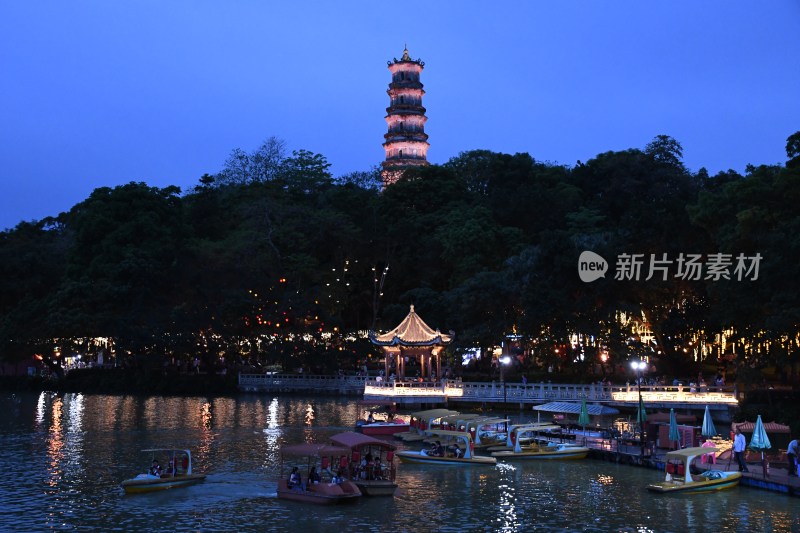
396;430;496;466
647;447;742;494
491;425;589;460
277;443;362;504
485;423;561;452
330;431;398;496
120;448;206;494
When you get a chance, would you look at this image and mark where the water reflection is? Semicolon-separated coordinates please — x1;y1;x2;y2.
2;394;799;533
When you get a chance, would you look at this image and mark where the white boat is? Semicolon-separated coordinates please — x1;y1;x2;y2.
396;430;496;466
647;447;742;494
120;448;206;494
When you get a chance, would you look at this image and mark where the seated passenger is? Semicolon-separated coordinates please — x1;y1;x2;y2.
288;466;302;490
149;459;162;477
309;466;321;484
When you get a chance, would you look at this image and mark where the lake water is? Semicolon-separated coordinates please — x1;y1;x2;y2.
0;392;796;532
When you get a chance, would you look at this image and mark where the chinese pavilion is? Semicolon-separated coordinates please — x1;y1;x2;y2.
381;47;430;187
369;305;453;379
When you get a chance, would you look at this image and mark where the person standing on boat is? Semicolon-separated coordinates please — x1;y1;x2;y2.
787;437;798;477
733;427;749;473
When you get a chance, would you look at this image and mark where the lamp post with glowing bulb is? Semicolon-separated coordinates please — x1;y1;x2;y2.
500;355;512;405
630;360;647;458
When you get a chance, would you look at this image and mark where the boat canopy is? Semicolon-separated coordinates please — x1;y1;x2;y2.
330;431;397;451
281;443;351;457
666;446;719;461
532;401;620;416
411;408;458;419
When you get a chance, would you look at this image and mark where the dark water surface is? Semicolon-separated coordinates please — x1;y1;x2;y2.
0;392;796;532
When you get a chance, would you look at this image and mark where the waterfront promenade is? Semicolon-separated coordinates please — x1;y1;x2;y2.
237;373;739;417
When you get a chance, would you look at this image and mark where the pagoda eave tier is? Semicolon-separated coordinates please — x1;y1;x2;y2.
385;106;427;115
383;133;429;141
387;85;425;94
380;159;431;169
369;336;450;347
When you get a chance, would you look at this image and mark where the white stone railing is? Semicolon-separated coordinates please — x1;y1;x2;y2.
238;374;738;405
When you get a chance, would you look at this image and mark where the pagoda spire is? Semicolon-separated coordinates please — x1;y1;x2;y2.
381;46;429;187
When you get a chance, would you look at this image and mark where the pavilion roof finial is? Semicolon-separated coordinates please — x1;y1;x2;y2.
401;46;411;61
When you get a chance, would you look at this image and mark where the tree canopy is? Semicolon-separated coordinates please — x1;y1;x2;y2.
2;132;799;386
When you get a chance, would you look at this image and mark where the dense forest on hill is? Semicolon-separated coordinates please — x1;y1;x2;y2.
2;133;800;387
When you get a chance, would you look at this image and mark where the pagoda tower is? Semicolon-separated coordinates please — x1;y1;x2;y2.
381;47;430;187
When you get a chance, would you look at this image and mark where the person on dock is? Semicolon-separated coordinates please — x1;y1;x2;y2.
733;427;749;473
787;437;798;477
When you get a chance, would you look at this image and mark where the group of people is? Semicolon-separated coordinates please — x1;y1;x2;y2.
287;465;348;490
149;459;177;477
357;453;384;480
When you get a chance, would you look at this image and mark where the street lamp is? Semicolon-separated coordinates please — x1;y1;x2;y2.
500;355;512;405
630;359;647;458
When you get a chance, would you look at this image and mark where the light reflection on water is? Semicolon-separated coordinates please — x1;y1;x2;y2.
0;392;797;533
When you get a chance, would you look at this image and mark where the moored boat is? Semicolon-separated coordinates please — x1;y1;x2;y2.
467;417;510;450
485;423;561;452
394;409;460;442
120;448;206;494
396;430;497;466
277;443;362;504
490;425;588;460
330;431;399;496
646;447;742;494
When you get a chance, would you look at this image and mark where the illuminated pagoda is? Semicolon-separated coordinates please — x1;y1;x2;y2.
381;47;430;187
369;305;453;380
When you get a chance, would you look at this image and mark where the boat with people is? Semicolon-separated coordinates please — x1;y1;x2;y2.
120;448;206;494
646;446;742;494
277;443;362;504
329;431;398;496
396;430;497;466
355;401;409;436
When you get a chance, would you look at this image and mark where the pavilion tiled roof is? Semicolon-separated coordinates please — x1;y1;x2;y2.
370;305;453;346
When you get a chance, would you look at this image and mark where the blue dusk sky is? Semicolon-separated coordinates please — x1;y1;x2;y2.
2;2;799;231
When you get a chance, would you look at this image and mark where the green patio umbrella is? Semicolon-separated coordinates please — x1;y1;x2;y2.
701;406;718;438
749;415;772;479
668;408;680;449
578;399;590;445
